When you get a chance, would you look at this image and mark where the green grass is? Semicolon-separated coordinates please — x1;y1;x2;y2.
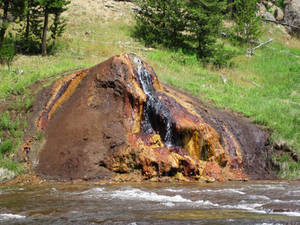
274;153;300;179
0;110;26;177
0;153;23;175
0;140;13;155
0;1;299;179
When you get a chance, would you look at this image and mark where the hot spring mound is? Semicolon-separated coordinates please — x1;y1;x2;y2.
23;53;274;182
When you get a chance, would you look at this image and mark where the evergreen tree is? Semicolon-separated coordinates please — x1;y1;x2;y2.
50;11;67;44
185;0;226;62
35;0;70;56
233;0;262;47
24;0;42;41
17;0;43;53
0;0;25;48
135;0;186;48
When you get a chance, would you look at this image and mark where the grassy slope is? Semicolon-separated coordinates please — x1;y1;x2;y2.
0;0;299;178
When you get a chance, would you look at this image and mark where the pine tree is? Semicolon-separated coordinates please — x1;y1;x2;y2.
24;0;41;41
17;0;43;53
185;0;226;62
35;0;70;56
50;11;67;44
0;0;25;48
135;0;186;48
233;0;262;47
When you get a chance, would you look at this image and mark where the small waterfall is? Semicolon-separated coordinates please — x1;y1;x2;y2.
134;57;173;147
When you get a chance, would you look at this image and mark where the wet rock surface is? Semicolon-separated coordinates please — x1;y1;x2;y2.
24;53;275;181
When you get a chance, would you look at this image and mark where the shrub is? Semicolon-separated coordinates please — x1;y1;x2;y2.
0;140;13;155
134;0;186;48
0;40;16;68
233;0;262;47
185;0;226;63
0;111;12;130
275;0;284;9
134;0;231;67
211;44;235;68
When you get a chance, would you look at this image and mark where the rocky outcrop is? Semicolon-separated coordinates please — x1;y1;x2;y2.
264;12;276;21
23;54;274;182
274;6;284;21
258;1;284;21
284;0;300;37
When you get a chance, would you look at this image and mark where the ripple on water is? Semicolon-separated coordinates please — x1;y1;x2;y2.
0;214;26;221
222;203;264;213
164;188;246;195
163;188;185;193
80;187;105;196
80;187;221;208
273;199;300;205
248;195;271;200
197;188;246;195
287;190;300;196
110;188;192;203
275;211;300;217
248;184;286;191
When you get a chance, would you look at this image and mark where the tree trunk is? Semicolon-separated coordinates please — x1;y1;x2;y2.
197;35;202;59
25;10;30;40
227;0;234;17
0;0;9;48
41;8;49;56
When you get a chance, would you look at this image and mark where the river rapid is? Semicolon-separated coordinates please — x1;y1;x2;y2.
1;181;300;224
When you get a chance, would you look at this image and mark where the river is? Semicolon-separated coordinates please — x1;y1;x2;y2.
1;181;300;224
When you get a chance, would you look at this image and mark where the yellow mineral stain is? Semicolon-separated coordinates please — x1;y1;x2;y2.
37;69;89;131
183;130;201;160
48;70;89;121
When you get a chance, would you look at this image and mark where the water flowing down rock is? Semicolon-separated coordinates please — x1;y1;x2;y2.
22;53;274;182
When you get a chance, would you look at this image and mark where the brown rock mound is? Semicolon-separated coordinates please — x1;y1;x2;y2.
23;53;274;181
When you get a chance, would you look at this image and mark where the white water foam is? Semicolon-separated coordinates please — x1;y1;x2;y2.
221;203;300;217
51;187;58;192
248;195;270;200
81;187;105;196
222;203;265;213
254;223;282;225
275;211;300;217
161;202;175;207
273;199;300;204
80;186;300;217
110;188;192;203
164;188;185;193
128;222;137;225
195;188;246;195
194;200;219;207
81;187;220;208
0;214;26;221
249;184;285;191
